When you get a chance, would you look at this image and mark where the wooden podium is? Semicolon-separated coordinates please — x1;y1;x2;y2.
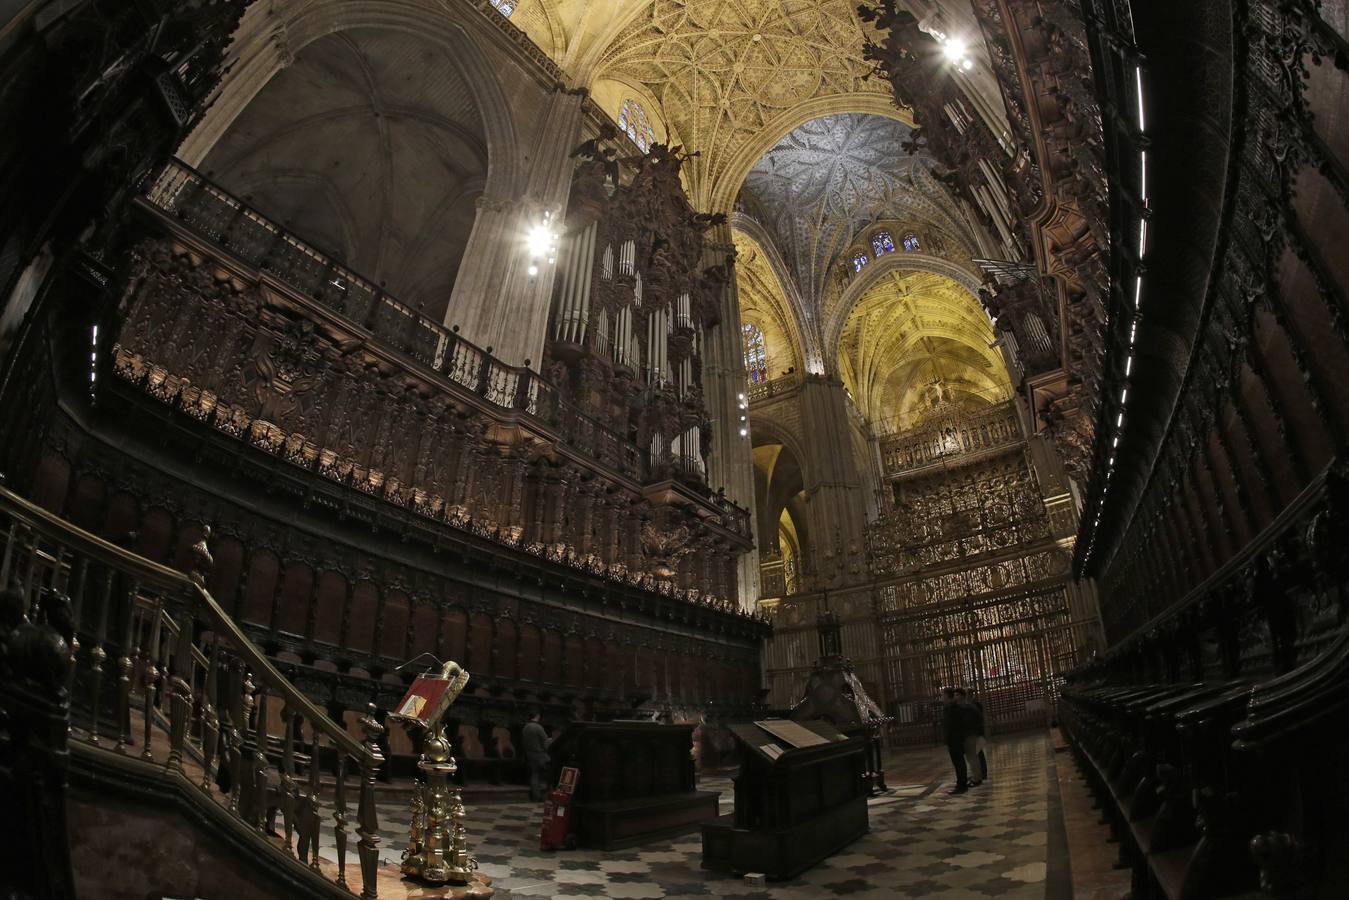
700;719;868;879
547;721;719;849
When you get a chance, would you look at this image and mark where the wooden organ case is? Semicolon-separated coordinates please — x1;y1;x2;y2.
547;141;727;469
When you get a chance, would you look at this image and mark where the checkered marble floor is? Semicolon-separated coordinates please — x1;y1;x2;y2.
317;732;1059;899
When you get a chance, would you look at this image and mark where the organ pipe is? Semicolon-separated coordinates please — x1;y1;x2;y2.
552;222;597;344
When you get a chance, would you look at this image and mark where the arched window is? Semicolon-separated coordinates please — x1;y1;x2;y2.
902;233;921;252
618;99;656;154
490;0;514;14
852;253;869;273
871;230;895;256
742;322;768;384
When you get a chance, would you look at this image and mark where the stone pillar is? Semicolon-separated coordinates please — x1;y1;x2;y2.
700;226;759;609
797;376;869;585
443;88;586;368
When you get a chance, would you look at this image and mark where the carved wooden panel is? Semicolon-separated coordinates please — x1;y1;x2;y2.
313;571;347;645
31;453;71;514
469;612;493;678
379;591;410;659
346;581;380;653
411;603;438;659
70;475;107;533
276;562;313;636
242;551;279;627
519;624;542;683
497;620;519;681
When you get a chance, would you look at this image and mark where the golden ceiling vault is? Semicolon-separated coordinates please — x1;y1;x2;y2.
592;0;892;207
839;270;1010;432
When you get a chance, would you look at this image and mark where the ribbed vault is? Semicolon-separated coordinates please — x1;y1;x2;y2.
839;270;1011;432
591;0;890;208
738;112;975;312
202;28;488;319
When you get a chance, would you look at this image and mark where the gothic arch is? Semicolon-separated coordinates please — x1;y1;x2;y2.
731;217;812;374
748;416;813;494
179;0;522;199
824;250;986;371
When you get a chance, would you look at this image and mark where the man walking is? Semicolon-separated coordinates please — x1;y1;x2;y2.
522;712;552;802
941;688;968;794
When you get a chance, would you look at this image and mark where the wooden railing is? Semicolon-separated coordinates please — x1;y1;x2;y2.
877;401;1022;477
0;485;387;897
140;160;750;541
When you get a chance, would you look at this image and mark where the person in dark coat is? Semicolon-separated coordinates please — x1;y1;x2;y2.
956;688;987;786
940;687;968;794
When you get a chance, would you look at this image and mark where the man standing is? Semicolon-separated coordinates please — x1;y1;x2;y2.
522;712;551;802
941;688;968;794
958;689;988;786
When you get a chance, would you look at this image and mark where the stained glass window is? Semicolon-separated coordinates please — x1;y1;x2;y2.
618;99;656;154
490;0;513;15
902;233;921;252
853;253;869;273
872;230;895;256
742;322;768;384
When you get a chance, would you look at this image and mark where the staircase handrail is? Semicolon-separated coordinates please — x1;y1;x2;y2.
1;484;387;897
0;485;375;765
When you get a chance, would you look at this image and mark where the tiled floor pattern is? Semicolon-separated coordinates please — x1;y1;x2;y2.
317;732;1057;898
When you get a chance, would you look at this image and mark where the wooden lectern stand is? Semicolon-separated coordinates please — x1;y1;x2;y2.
700;719;868;879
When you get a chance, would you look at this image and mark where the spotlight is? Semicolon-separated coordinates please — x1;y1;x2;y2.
528;264;539;277
961;58;973;71
943;38;966;61
527;224;555;253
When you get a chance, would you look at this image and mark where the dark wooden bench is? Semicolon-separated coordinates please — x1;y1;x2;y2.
1059;626;1349;899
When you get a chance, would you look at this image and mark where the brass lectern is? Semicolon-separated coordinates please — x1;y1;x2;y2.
389;659;484;890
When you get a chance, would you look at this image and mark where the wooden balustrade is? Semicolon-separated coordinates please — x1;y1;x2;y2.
135;160;752;545
0;485;387;896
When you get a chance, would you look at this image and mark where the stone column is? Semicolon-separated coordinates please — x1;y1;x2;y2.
443;88;585;368
700;226;760;610
797;376;870;585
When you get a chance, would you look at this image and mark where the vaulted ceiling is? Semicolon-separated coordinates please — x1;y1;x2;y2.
591;0;892;208
202;28;488;320
839;270;1011;432
739;113;976;310
504;0;1004;417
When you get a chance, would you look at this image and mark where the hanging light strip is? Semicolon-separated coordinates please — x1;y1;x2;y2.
1083;53;1150;567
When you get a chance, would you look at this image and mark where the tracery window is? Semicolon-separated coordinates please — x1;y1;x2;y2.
490;0;514;15
853;253;869;273
871;230;895;256
618;99;655;154
902;233;921;252
742;322;768;383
